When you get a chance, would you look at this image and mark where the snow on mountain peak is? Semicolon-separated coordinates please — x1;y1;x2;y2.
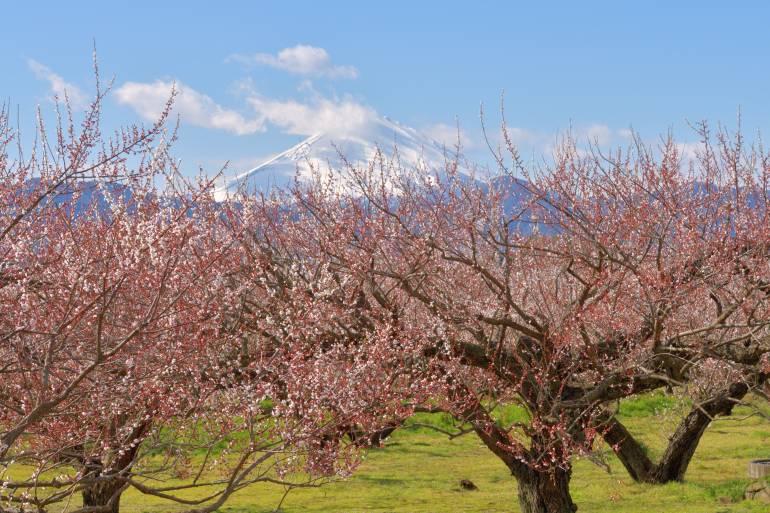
214;116;453;200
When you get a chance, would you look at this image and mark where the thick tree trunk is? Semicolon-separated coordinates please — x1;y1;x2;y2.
648;407;714;482
516;467;577;513
82;477;125;513
602;414;655;481
79;420;149;513
454;387;579;513
602;381;749;484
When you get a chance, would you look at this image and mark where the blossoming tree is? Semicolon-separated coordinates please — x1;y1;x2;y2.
0;71;391;513
256;124;770;513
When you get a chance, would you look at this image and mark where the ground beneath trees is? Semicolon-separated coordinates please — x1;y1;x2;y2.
56;395;770;512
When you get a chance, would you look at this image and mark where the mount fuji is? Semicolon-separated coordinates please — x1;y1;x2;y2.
214;116;457;200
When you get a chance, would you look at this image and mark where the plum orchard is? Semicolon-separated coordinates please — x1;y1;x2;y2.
246;126;770;513
2;66;770;513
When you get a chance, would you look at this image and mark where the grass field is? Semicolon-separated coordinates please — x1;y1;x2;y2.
100;393;770;513
10;393;770;513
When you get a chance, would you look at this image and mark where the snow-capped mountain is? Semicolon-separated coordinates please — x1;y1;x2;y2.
214;116;454;200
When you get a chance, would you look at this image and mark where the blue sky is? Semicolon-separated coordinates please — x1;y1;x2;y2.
3;1;770;177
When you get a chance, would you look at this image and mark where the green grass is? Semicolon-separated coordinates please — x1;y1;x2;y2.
15;394;770;512
615;390;682;419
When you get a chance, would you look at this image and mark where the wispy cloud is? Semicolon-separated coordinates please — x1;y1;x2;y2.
505;127;545;147
227;45;358;79
114;78;375;137
675;141;705;164
582;123;613;146
114;80;262;135
246;95;375;136
502;124;622;151
27;59;87;110
423;122;475;150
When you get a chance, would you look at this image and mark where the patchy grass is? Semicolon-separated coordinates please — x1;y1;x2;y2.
15;395;770;512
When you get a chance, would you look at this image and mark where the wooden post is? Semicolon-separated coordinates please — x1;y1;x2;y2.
748;460;770;479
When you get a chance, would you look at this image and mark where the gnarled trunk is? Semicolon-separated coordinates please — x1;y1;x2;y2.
601;413;655;481
80;420;149;513
466;408;578;512
648;405;715;482
82;476;125;513
602;381;749;483
516;467;577;513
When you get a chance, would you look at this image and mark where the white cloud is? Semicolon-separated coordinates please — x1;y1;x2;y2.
506;127;544;146
114;80;262;135
27;59;88;110
581;124;612;146
247;95;375;136
228;45;358;79
114;78;375;137
423;123;475;150
504;124;622;150
675;141;704;164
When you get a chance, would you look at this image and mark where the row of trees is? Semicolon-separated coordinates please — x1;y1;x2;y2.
2;78;769;513
257;124;770;512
